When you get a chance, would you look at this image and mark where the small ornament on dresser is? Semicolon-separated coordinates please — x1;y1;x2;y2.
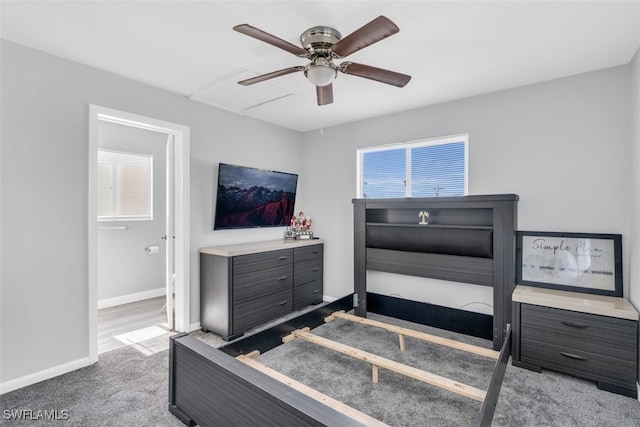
286;210;314;240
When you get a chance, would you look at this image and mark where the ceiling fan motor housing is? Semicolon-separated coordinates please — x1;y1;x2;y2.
300;26;342;56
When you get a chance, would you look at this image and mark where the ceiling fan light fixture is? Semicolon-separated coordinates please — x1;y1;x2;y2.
305;63;337;87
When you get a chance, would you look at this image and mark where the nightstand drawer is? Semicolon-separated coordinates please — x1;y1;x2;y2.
521;339;636;387
521;304;636;358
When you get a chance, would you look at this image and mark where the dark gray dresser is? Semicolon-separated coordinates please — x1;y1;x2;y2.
512;285;638;397
200;239;324;341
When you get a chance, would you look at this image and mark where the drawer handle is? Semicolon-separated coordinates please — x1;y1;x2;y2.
278;256;288;261
560;321;588;329
560;352;588;361
312;268;319;272
312;290;320;294
278;276;288;281
277;300;289;306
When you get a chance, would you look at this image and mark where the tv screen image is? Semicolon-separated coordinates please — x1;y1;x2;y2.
214;163;298;230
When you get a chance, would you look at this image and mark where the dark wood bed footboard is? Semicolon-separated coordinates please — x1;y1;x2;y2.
169;298;511;427
169;296;363;427
169;334;369;427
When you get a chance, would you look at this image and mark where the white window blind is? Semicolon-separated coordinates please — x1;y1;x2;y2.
358;135;468;199
98;150;153;220
362;148;406;199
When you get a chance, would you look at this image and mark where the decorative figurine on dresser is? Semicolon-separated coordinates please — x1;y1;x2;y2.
511;231;639;397
286;211;314;240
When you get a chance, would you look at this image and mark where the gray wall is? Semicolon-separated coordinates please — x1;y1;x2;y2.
0;40;302;385
97;120;167;303
300;65;632;312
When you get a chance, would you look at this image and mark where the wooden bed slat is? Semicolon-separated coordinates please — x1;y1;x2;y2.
284;328;487;402
236;353;390;427
325;311;499;360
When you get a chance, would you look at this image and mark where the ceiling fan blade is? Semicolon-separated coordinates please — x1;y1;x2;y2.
234;24;308;57
339;62;411;87
316;84;333;106
238;66;305;86
331;16;399;58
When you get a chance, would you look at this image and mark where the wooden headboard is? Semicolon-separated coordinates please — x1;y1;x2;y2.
353;194;518;350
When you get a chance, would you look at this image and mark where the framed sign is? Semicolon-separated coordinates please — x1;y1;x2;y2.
516;231;622;297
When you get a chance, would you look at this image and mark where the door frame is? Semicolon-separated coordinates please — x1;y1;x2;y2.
88;104;190;363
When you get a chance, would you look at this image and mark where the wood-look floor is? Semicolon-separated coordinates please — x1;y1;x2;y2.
98;296;170;354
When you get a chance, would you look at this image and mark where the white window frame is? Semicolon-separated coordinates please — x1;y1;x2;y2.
357;134;469;198
97;149;153;221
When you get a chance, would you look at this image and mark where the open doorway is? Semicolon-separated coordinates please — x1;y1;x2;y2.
88;105;190;363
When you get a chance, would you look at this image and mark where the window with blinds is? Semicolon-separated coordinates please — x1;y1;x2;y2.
358;135;468;199
98;150;153;220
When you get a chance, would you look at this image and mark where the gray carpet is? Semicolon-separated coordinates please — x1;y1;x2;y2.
2;313;639;426
0;334;183;426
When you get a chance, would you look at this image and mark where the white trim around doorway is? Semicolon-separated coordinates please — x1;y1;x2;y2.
88;104;191;364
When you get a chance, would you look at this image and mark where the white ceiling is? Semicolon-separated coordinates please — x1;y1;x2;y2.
2;1;639;132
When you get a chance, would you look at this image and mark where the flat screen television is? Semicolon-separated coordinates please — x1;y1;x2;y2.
213;163;298;230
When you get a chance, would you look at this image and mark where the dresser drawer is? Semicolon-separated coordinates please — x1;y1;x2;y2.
521;304;637;358
233;272;292;303
293;244;323;263
232;249;293;286
294;258;323;285
233;288;292;333
293;279;323;310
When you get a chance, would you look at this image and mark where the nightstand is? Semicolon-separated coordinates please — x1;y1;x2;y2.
512;285;638;397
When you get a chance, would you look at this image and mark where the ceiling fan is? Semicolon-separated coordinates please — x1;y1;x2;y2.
233;16;411;106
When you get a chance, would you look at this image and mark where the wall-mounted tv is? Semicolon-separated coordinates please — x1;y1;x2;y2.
213;163;298;230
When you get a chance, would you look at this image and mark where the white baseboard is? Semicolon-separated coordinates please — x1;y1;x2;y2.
98;287;166;309
0;356;93;395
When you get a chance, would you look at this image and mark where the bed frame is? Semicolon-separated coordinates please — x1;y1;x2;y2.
169;295;511;427
169;195;517;426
